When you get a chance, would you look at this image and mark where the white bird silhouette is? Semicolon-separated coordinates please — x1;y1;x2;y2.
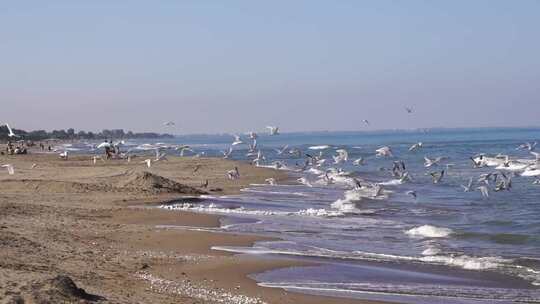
265;178;277;185
476;185;489;198
375;146;393;157
59;151;68;160
353;157;365;166
266;126;279;135
248;132;258;140
141;159;152;168
297;177;313;187
4;123;19;138
461;177;473;192
222;147;233;159
1;164;14;175
232;135;244;146
275;145;289;155
409;142;423;152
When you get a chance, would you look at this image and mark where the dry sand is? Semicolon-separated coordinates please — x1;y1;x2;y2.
0;153;388;304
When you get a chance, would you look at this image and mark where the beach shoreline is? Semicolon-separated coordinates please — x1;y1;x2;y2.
0;152;387;304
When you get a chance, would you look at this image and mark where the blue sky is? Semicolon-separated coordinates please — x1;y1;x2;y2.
1;1;539;134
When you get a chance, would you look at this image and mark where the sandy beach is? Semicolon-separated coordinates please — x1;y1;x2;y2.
0;152;387;304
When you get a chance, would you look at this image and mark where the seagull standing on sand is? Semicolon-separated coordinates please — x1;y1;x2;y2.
30;163;37;169
1;164;14;175
59;151;68;160
141;159;152;168
266;126;279;136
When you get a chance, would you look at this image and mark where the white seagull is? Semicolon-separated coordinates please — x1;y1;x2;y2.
275;145;289;155
409;142;423;152
141;159;152;168
59;151;69;160
375;146;393;157
460;177;473;192
1;164;14;175
265;178;277;185
353;157;365;166
266;126;279;136
232;135;244;146
477;185;489;198
163;121;175;127
4;123;19;138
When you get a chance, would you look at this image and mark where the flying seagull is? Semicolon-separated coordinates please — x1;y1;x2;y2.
406;190;417;199
460;177;473;192
266;126;279;136
163;121;175;127
232;135;244;146
405;106;413;113
4;123;19;138
375;146;393;157
477;185;489;198
429;170;445;184
409;142;423;152
1;164;14;175
362;119;370;126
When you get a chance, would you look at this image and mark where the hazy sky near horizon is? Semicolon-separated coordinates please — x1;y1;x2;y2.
1;1;539;134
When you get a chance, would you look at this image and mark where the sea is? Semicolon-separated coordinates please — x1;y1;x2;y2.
63;128;540;303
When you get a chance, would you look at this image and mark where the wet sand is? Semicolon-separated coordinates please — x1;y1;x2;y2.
0;153;389;303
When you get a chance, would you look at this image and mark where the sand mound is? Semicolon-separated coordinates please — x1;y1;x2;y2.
1;180;111;194
115;171;206;195
3;275;105;304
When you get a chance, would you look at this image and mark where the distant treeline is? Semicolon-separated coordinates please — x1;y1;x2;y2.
0;126;173;141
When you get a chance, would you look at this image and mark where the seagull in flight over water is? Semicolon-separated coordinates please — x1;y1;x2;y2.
266;126;279;136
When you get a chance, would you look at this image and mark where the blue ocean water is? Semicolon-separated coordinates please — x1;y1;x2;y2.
65;128;540;303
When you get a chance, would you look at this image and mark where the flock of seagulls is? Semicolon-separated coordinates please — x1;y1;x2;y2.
1;118;538;204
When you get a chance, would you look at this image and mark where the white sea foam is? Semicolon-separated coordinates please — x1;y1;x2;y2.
420;255;509;270
421;247;442;256
308;145;331;150
405;225;454;238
